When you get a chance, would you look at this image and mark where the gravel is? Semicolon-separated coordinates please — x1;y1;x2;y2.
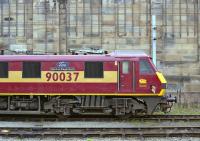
0;137;199;141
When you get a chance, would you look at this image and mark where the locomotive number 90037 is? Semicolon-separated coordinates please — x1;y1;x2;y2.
0;52;177;116
46;72;79;82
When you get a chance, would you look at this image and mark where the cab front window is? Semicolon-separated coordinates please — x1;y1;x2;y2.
139;60;154;74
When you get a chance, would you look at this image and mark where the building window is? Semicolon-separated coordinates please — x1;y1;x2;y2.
84;62;103;78
0;62;8;78
23;62;41;78
139;60;153;74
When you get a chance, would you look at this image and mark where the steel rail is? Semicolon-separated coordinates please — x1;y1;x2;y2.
0;115;200;122
0;126;199;137
133;115;200;122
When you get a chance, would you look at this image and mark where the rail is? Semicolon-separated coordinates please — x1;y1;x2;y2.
0;115;199;137
0;114;200;122
0;127;199;137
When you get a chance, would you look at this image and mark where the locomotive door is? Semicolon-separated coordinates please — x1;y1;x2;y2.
118;61;134;92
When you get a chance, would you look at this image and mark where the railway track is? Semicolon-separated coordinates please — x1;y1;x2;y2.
0;115;199;137
133;115;200;122
0;114;200;122
0;126;199;137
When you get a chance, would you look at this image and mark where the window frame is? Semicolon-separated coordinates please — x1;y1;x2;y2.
122;61;130;74
84;61;104;78
139;59;154;75
22;61;41;78
0;62;8;78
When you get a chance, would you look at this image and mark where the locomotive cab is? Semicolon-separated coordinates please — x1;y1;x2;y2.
113;51;164;96
118;58;159;94
112;51;176;114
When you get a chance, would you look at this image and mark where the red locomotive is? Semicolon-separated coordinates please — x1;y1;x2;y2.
0;51;176;116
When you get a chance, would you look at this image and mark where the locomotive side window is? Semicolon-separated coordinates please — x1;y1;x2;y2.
139;60;153;74
0;62;8;78
122;61;129;74
22;62;41;78
84;62;103;78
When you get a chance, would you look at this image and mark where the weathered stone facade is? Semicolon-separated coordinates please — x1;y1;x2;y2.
0;0;199;105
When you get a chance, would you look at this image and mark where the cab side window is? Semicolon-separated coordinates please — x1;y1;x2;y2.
139;60;154;74
84;62;103;78
23;62;41;78
122;61;129;74
0;62;8;78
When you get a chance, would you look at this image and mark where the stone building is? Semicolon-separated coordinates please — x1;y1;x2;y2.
0;0;199;105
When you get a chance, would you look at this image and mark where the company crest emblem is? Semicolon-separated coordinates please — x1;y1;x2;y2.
51;62;75;71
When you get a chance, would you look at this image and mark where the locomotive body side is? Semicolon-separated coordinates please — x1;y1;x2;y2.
0;61;117;94
0;53;176;116
0;55;165;96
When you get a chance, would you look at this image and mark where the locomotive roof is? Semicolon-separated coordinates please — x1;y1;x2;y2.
0;51;149;61
110;50;148;57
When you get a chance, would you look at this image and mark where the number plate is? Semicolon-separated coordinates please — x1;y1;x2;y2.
46;72;79;82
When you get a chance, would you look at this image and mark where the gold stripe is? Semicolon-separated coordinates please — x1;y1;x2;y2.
158;89;166;96
0;71;166;96
156;72;167;83
0;71;117;83
0;89;165;96
156;71;167;96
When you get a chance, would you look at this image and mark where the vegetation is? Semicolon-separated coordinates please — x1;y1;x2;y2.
154;104;200;115
168;104;200;115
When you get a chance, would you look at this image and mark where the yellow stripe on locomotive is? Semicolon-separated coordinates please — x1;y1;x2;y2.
0;71;117;83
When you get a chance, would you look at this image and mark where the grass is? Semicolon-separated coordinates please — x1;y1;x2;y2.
153;104;200;115
167;104;200;115
129;104;200;125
